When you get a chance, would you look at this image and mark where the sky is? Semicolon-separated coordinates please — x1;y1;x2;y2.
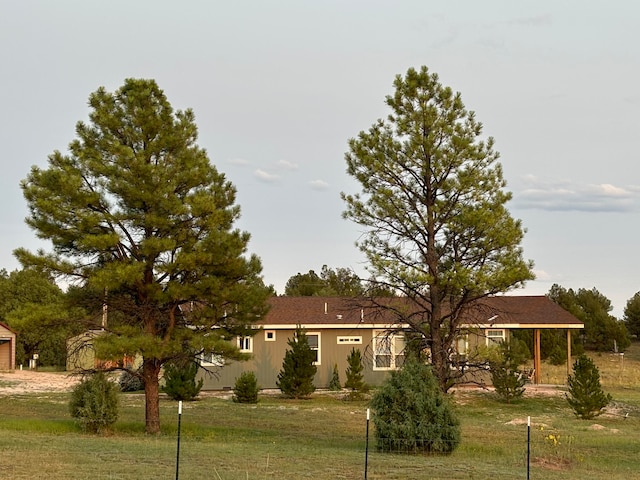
1;1;639;317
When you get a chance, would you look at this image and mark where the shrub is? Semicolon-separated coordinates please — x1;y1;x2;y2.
491;364;526;403
233;371;259;403
344;347;368;400
118;369;144;392
276;326;317;398
548;344;567;366
328;364;341;391
162;360;203;401
370;355;461;454
566;354;612;419
69;372;119;433
490;340;527;403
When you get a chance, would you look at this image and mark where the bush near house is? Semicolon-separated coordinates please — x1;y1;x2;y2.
118;369;144;392
161;360;203;401
566;354;612;419
490;339;528;403
344;347;368;400
276;326;317;398
233;371;259;404
69;372;119;433
370;355;461;454
328;364;341;391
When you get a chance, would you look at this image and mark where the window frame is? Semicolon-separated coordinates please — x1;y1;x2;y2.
306;332;321;366
237;335;253;353
337;336;362;345
198;352;224;367
485;329;506;346
372;330;405;371
455;334;469;356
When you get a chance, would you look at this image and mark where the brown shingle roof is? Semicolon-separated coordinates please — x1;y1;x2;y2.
260;295;584;329
470;296;584;328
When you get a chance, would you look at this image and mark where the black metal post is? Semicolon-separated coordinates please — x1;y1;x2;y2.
364;408;370;480
527;416;530;480
176;401;182;480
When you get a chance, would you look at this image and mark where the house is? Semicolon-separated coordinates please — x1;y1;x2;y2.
66;329;137;371
0;322;17;370
197;295;584;390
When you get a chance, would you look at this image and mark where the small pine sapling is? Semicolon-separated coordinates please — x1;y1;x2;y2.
69;372;119;433
118;369;144;392
276;325;317;398
328;363;342;391
566;354;612;419
490;339;528;403
233;371;260;403
344;347;368;399
162;360;204;401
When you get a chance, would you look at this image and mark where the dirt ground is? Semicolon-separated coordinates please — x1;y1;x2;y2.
0;369;80;395
0;369;565;398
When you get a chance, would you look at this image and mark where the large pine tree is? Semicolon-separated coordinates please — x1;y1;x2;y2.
342;66;534;390
16;79;270;433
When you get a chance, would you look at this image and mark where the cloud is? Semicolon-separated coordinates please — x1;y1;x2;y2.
228;158;251;167
254;169;280;183
277;159;299;171
248;160;298;183
309;179;330;191
514;176;639;212
532;269;551;281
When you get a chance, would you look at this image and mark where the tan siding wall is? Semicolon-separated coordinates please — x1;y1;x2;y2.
199;327;393;390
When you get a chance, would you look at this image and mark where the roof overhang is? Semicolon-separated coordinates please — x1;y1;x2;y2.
464;323;584;330
260;323;411;330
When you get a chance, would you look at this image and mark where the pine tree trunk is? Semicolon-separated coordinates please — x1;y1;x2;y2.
143;357;162;435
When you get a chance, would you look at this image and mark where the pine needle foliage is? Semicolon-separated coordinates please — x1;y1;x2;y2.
566;354;612;419
161;360;203;401
233;371;259;404
69;372;119;433
341;66;535;391
118;369;145;392
490;340;528;403
370;355;461;454
16;78;270;433
276;326;317;398
328;364;342;391
344;347;368;399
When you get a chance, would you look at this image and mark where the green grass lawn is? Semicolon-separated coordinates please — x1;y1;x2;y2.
2;348;640;479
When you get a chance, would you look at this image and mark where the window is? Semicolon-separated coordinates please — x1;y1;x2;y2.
373;331;405;370
486;329;505;346
237;336;252;353
199;352;224;367
306;332;321;365
455;335;468;356
337;336;362;345
265;330;276;342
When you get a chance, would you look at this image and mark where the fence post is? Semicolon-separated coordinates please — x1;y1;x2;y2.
176;401;182;480
527;416;530;480
364;408;370;480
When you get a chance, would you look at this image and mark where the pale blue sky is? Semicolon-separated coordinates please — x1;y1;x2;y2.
1;1;639;316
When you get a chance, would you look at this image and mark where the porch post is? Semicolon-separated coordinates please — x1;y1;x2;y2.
566;330;572;380
533;329;541;385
